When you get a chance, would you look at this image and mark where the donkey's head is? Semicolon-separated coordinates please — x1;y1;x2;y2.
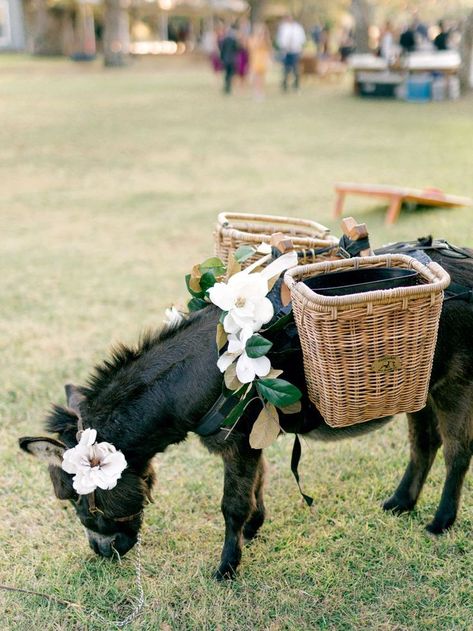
19;384;155;558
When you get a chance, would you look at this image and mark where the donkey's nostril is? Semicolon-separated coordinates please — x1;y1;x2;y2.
89;539;100;555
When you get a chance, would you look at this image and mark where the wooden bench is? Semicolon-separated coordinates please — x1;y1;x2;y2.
333;182;472;225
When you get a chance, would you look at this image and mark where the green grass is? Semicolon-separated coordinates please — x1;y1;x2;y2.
1;54;473;630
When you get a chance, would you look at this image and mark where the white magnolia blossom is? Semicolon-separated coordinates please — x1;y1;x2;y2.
209;271;274;338
217;330;271;384
209;251;298;384
209;252;298;339
62;428;127;495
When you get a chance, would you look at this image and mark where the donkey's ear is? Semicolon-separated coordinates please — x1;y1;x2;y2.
19;436;66;467
64;383;85;415
48;465;77;500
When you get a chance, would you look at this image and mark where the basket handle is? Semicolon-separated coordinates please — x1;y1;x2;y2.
271;233;294;306
341;217;373;257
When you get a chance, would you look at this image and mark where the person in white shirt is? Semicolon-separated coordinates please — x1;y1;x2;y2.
276;15;306;91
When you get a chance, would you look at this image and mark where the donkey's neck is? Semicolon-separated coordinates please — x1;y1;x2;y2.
94;306;223;463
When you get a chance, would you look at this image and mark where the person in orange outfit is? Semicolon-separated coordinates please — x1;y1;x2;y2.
248;23;272;100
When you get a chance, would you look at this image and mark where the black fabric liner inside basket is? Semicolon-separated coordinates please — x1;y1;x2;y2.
303;267;419;297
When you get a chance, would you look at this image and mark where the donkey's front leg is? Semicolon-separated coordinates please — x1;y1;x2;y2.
214;447;263;580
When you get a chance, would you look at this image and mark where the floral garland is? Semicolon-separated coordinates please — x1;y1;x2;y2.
184;244;302;449
62;428;127;495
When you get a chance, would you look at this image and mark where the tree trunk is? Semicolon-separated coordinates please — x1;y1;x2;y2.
351;0;373;54
30;0;64;55
103;0;130;67
460;10;473;92
249;0;266;24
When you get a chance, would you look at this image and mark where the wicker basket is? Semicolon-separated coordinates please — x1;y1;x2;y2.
214;212;339;267
284;254;450;428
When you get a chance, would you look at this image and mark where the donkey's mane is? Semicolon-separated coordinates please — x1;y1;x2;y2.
84;314;199;397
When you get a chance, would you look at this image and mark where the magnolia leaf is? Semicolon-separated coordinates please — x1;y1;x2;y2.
262;311;293;334
267;274;280;292
221;391;255;428
189;276;203;293
216;323;228;351
224;363;243;391
245;334;273;359
227;255;241;278
191;264;202;279
249;403;280;449
266;368;283;379
256;378;302;407
185;275;207;299
187;296;208;312
279;400;302;415
200;271;217;292
199;257;226;277
234;245;256;264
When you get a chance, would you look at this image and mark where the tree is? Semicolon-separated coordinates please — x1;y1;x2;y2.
460;9;473;91
351;0;372;53
103;0;130;67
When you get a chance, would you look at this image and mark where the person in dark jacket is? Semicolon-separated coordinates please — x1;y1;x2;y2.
433;21;449;51
219;25;239;94
399;24;416;54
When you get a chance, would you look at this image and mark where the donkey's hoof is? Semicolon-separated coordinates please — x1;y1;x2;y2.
382;495;415;515
425;518;455;535
213;566;237;581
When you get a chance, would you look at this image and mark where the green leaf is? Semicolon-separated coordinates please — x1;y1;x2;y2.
185;274;205;299
200;271;217;292
245;334;273;359
234;245;256;264
199;257;226;277
256;378;302;407
262;310;293;334
187;296;208;312
221;390;255;428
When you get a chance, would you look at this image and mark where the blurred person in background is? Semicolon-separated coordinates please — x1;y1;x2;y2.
248;23;272;100
433;21;449;51
277;15;306;92
219;24;240;94
339;28;355;62
203;21;224;73
399;22;416;54
235;19;251;89
379;21;395;62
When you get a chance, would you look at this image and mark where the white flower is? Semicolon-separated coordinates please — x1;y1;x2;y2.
236;352;271;384
209;251;298;337
208;271;274;337
62;428;127;495
216;330;272;384
163;306;184;327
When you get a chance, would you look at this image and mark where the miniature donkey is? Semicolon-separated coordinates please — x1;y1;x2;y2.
20;246;473;579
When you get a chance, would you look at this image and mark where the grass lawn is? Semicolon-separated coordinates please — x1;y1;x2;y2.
1;54;473;630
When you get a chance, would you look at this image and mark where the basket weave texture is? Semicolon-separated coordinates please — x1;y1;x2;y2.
284;254;450;428
214;212;339;267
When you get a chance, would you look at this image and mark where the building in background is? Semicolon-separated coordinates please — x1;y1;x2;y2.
0;0;26;51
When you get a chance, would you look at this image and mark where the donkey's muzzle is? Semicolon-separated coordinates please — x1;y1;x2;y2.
87;529;136;558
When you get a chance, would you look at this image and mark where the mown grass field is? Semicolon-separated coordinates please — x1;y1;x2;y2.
1;54;473;630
